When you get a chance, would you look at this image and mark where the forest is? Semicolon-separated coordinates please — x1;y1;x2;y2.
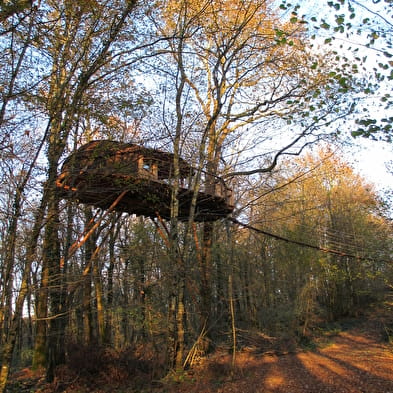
0;0;392;392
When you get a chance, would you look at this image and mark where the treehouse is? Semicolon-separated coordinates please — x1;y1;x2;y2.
56;140;234;221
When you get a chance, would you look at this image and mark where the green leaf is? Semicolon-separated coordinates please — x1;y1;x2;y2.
338;77;348;87
336;15;344;25
327;1;340;10
351;130;364;137
276;29;284;37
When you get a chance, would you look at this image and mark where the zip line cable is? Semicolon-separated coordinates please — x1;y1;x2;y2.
229;217;392;264
250;217;364;254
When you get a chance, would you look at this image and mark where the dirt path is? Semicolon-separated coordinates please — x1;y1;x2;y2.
246;332;393;393
169;329;393;393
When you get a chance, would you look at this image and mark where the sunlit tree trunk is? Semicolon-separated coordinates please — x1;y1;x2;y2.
93;259;105;344
0;191;22;346
32;251;49;369
83;207;98;345
163;20;190;370
44;131;66;381
104;216;120;345
0;194;47;393
122;258;132;346
200;221;214;346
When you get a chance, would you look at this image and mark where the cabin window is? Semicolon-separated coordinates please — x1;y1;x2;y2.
138;157;158;179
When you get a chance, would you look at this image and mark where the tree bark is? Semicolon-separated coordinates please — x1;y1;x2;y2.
44;147;65;382
0;195;47;393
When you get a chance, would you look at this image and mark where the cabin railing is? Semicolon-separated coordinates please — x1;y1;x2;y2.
149;173;233;207
213;179;234;207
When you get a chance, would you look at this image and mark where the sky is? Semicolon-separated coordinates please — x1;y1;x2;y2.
345;138;393;191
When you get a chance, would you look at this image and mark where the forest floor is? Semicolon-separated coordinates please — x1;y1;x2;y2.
6;294;393;393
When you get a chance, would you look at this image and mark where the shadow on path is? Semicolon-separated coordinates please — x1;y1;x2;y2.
171;330;393;393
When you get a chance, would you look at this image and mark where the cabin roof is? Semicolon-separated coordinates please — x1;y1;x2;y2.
62;140;193;179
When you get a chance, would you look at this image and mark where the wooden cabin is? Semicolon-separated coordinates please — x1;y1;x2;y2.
56;140;234;221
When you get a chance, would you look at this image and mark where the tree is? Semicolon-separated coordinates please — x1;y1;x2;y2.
0;0;147;388
0;0;33;21
151;0;360;353
241;146;392;330
298;0;392;140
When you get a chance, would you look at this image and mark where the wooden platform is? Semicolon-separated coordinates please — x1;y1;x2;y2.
56;141;234;221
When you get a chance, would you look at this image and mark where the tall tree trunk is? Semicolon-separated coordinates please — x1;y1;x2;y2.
82;208;98;346
0;191;22;347
0;195;47;393
32;259;49;370
165;25;189;370
199;157;219;349
93;259;105;344
174;271;185;370
44;152;65;382
167;287;177;369
104;216;119;345
122;259;131;346
200;221;213;349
